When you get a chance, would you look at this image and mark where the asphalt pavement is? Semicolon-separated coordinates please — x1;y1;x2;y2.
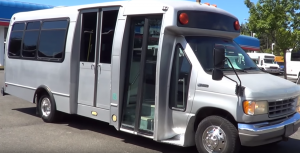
0;70;299;153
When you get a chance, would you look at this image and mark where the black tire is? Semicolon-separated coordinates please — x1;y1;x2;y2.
38;94;59;123
1;87;5;96
195;115;240;153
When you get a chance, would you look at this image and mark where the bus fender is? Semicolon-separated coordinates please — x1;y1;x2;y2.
33;85;56;116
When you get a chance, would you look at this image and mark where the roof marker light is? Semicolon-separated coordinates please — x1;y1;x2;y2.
204;3;210;6
212;4;217;7
179;13;189;25
234;20;240;30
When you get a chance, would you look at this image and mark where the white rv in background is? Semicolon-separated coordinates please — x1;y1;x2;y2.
248;53;281;74
286;49;300;83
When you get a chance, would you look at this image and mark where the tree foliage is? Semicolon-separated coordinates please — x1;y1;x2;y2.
240;23;251;36
244;0;300;79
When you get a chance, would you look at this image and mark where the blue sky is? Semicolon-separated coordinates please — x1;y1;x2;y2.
18;0;257;24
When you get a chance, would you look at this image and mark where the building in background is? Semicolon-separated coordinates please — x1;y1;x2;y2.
0;0;54;67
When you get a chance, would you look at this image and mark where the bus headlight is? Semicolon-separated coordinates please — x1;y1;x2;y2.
243;100;268;115
296;96;300;113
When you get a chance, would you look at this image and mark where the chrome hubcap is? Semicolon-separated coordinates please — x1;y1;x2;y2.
41;98;51;117
202;125;226;153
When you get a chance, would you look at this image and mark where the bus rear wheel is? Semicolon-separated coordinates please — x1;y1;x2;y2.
195;115;240;153
38;94;59;123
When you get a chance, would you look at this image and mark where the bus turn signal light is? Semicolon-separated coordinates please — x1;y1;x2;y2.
179;13;189;25
243;100;268;115
234;20;240;30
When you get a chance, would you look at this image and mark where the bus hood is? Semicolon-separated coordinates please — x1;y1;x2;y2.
226;73;300;100
264;63;279;68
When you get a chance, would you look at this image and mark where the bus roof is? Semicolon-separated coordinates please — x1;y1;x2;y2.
234;35;260;51
10;0;237;24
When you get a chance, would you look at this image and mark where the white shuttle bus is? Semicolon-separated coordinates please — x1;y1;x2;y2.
247;53;281;74
2;0;300;153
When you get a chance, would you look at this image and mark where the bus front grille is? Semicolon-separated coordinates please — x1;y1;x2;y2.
268;98;296;118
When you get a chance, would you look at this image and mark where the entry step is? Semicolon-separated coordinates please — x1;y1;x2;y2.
140;116;154;131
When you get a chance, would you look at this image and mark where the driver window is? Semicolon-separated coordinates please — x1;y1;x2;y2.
169;44;192;111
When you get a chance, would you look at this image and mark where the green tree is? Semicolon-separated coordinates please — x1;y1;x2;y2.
240;23;251;36
244;0;300;79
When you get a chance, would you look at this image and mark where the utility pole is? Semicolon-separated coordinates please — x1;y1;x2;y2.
196;0;200;3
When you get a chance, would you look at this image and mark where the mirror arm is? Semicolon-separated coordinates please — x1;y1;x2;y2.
225;57;245;96
225;57;241;86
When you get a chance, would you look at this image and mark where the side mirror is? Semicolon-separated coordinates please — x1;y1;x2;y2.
213;48;225;68
212;69;224;80
212;48;225;81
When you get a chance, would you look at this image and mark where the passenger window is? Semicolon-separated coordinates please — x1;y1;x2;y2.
169;44;192;110
12;23;25;31
80;12;97;62
38;20;68;60
8;23;25;57
99;10;119;64
26;21;41;30
22;21;40;58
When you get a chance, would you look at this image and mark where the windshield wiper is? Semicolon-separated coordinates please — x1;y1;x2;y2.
206;68;246;72
231;68;246;72
243;67;257;70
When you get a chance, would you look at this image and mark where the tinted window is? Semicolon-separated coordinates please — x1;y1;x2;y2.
12;23;25;31
80;12;97;62
42;20;68;29
264;59;276;64
8;31;23;57
38;30;66;59
177;11;239;33
291;51;300;61
27;21;41;30
22;31;39;58
185;36;259;72
21;21;41;58
37;20;68;60
169;44;191;110
99;10;119;64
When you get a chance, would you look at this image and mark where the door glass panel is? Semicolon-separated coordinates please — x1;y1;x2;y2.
169;44;192;110
139;17;162;132
122;18;145;128
80;12;97;62
99;10;119;64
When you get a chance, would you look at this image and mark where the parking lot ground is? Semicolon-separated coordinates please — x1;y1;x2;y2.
0;70;300;153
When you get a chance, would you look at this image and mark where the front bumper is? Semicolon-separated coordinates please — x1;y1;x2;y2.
265;69;281;74
238;113;300;146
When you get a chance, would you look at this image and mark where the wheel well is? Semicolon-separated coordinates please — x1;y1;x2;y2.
34;88;48;104
193;107;237;132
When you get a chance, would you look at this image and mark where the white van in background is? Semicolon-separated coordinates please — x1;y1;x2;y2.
248;53;281;74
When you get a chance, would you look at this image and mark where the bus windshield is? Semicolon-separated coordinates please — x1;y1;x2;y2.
185;36;260;72
264;59;276;64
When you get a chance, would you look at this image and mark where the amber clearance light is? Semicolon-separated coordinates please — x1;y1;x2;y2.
179;13;189;25
234;20;240;30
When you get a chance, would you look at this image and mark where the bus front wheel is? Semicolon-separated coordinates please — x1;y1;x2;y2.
195;115;240;153
38;94;59;123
